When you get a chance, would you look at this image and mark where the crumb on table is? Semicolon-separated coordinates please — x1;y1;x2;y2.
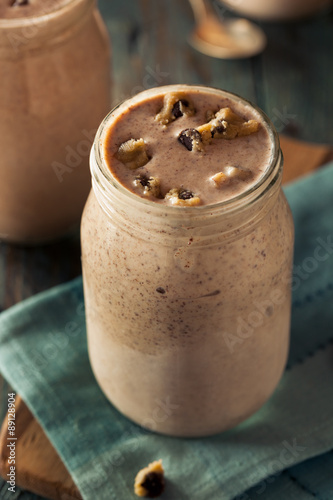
134;459;165;498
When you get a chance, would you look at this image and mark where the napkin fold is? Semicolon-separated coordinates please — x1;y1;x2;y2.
0;163;333;500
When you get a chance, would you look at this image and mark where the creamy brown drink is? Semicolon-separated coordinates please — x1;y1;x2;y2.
105;89;272;205
81;85;294;437
0;0;110;244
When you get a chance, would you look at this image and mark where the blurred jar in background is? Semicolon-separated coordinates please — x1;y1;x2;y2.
0;0;111;244
220;0;332;21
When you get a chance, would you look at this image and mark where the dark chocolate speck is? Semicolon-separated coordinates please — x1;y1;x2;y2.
211;121;226;137
172;99;189;119
136;174;150;187
179;189;194;200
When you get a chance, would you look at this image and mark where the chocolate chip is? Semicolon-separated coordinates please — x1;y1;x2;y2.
172;99;189;119
211;121;226;137
141;472;165;498
156;287;166;294
134;174;161;198
136;174;150;187
179;189;194;200
11;0;29;6
178;128;202;151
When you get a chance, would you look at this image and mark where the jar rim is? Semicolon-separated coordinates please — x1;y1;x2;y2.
0;0;91;29
92;84;282;217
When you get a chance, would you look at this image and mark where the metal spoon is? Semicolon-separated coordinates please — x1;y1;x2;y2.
188;0;267;59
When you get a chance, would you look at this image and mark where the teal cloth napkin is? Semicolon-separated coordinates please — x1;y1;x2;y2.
1;162;333;500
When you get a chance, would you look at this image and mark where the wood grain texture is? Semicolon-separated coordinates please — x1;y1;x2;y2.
0;0;332;498
280;135;333;183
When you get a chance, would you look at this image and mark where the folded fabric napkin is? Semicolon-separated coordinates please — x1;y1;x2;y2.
0;162;333;500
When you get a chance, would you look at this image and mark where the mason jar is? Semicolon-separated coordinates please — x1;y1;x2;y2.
0;0;111;244
81;86;294;437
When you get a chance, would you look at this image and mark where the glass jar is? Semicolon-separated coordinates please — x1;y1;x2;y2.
81;86;294;437
0;0;111;244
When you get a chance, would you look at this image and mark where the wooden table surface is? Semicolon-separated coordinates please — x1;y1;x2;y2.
0;0;332;496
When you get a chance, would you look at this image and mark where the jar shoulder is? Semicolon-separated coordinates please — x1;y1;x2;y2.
81;187;295;258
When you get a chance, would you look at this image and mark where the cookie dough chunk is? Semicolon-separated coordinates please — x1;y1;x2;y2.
156;92;195;126
211;171;228;186
205;109;216;122
215;107;244;124
236;119;261;137
134;174;161;198
197;119;226;144
211;165;252;186
165;188;201;206
134;459;165;498
215;107;260;138
198;107;260;144
116;138;150;169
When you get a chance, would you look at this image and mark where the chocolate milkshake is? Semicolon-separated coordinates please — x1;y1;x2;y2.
0;0;111;244
81;85;294;437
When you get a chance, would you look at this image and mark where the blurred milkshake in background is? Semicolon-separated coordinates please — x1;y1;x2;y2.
0;0;111;244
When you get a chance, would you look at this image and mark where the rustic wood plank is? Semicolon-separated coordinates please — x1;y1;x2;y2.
0;233;81;312
0;380;10;427
0;396;81;500
280;135;333;183
100;0;145;105
0;233;82;434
